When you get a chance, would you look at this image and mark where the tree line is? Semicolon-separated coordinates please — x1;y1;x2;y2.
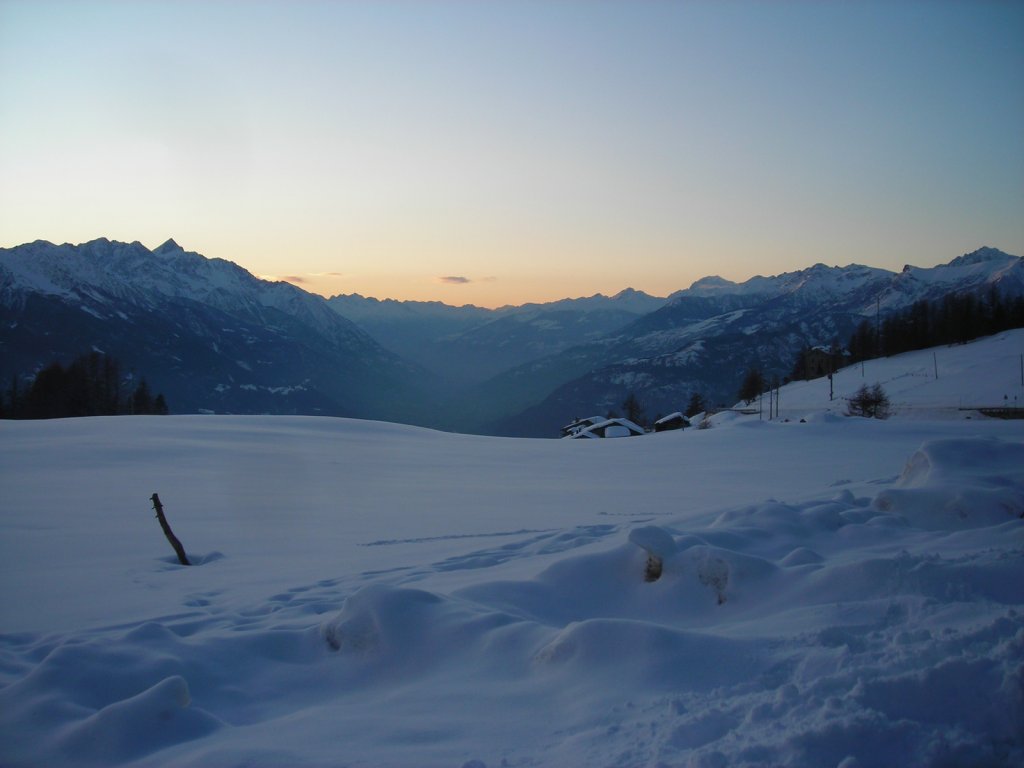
604;285;1023;430
736;285;1024;408
848;285;1024;363
1;351;168;419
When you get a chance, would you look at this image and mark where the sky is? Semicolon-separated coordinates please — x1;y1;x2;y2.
1;1;1022;308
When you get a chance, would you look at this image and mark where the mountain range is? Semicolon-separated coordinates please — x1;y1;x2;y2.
327;288;667;387
480;249;1024;435
2;239;1021;436
0;239;434;423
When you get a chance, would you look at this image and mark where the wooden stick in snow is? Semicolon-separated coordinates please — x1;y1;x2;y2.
150;493;190;566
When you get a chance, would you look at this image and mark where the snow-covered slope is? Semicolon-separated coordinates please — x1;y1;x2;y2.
763;327;1024;419
1;368;1022;765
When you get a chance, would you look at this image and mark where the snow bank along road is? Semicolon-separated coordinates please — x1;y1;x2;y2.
1;412;1022;767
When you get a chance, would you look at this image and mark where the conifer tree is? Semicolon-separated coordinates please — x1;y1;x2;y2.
132;379;153;415
685;392;706;418
737;368;764;404
621;392;645;426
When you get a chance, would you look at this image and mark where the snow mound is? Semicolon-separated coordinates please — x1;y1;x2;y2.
875;438;1024;529
628;524;678;557
319;584;529;679
0;638;224;765
58;676;221;763
533;618;765;691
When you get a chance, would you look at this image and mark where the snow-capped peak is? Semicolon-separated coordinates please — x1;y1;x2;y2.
675;263;891;303
0;238;372;346
153;238;184;256
684;275;737;295
947;246;1014;267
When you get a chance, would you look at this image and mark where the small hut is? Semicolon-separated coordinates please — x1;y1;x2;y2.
653;412;691;432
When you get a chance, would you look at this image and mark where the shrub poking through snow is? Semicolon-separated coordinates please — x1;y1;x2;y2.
629;526;676;583
697;556;730;605
644;554;663;582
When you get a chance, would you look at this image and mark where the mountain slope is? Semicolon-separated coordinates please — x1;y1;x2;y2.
483;249;1023;436
0;239;438;422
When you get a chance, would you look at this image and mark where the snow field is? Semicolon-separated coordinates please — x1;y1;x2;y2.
776;330;1024;417
1;347;1023;767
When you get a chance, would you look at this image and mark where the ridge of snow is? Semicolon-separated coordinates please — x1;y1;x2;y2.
0;238;369;343
675;263;893;302
327;293;493;321
683;274;737;294
5;240;1018;327
495;288;668;317
895;247;1020;286
669;251;1022;317
948;246;1014;267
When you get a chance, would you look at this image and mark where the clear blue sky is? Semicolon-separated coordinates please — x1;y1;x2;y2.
1;0;1021;306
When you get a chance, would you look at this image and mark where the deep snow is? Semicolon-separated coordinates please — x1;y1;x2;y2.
1;332;1023;767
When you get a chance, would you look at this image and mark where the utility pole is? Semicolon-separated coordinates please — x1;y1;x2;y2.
876;296;881;357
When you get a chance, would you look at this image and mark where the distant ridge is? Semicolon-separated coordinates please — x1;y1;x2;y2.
1;240;1020;435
